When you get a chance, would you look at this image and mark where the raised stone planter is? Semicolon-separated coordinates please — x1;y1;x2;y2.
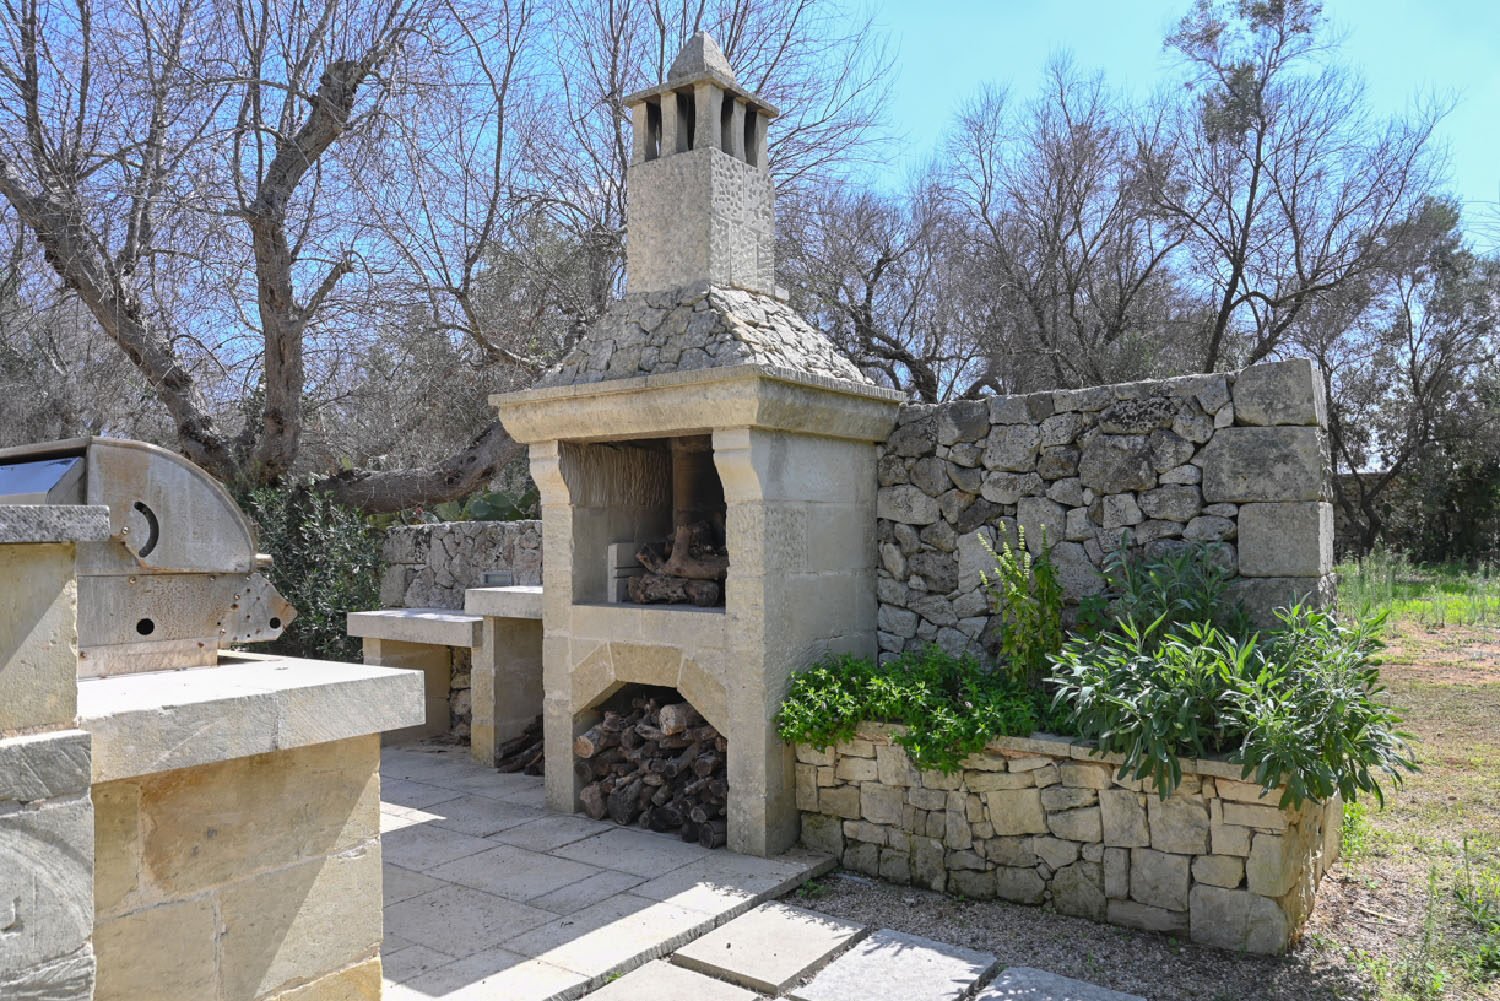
795;722;1340;954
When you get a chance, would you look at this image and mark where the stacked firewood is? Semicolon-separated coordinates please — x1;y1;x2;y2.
627;523;729;606
494;717;544;775
573;695;729;848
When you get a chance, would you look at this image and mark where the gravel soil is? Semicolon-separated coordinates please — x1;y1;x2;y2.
796;872;1369;1001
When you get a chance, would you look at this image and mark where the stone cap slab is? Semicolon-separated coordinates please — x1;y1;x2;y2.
978;966;1146;1000
77;653;424;782
0;504;111;544
465;585;544;620
346;607;483;646
493;363;903;445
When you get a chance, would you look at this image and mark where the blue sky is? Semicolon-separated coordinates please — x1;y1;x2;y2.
874;1;1500;227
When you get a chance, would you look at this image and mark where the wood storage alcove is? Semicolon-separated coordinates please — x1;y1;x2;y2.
572;685;729;847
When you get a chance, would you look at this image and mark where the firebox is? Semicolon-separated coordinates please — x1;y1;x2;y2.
569;435;729;608
489;34;903;856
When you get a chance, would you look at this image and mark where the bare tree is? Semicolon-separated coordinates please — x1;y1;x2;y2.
946;65;1193;393
1143;0;1443;372
779;177;992;401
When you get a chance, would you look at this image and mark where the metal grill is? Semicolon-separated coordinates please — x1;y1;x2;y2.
0;437;295;676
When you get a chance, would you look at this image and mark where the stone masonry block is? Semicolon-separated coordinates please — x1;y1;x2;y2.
0;730;90;804
985;789;1048;836
1189;884;1291;954
0;797;93;976
1232;358;1326;427
1099;789;1149;847
1199;427;1328;503
1147;795;1210;855
1238;503;1333;578
1130;848;1190;912
861;785;905;826
94;896;216;1001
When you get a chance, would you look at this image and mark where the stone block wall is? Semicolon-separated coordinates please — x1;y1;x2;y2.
874;358;1334;660
92;735;384;1001
797;723;1340;954
381;519;542;609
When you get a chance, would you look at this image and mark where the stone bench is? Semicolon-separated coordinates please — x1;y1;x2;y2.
464;586;543;767
348;607;483;744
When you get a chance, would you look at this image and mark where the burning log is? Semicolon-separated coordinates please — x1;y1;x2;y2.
574;696;728;847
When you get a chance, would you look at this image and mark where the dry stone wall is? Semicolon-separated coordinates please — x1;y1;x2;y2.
797;723;1340;954
380;520;542;610
875;358;1334;660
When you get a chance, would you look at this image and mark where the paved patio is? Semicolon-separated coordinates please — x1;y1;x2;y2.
377;744;834;1000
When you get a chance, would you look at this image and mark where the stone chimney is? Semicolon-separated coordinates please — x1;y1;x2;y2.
623;33;778;295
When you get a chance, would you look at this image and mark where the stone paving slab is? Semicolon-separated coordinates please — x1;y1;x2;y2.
977;967;1146;1000
385;949;587;1001
379;745;833;1001
589;960;761;1001
788;928;998;1001
674;902;865;993
428;842;606;902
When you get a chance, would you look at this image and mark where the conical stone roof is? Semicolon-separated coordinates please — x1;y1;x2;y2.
537;285;868;388
668;32;736;84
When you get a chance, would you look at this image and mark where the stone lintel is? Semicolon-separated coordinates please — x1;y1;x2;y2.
464;585;544;620
77;654;423;782
345;607;482;647
624;73;780;119
0;504;112;544
493;364;903;445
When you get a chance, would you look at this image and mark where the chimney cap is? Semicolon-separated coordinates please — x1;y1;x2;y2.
623;33;780;118
668;32;735;84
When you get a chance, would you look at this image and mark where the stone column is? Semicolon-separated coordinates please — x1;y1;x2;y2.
631;101;649;164
362;637;451;743
693;81;721;152
469;615;543;767
660;92;681;157
747;110;767;168
728;99;747;161
0;506;110;1001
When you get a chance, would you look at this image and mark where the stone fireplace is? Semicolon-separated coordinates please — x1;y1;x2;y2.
491;33;901;856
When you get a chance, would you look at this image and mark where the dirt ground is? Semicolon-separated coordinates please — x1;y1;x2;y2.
797;623;1500;1001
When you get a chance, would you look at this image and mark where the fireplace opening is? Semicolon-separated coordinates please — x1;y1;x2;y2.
573;685;728;847
565;435;728;608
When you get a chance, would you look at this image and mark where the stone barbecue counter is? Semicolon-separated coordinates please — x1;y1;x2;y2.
76;652;424;782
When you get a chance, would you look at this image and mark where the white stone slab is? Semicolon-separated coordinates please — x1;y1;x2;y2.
428;844;605;902
0;504;111;542
674;902;865;993
389;949;585;1001
591;960;760;1001
501;894;716;979
552;826;713;877
977;967;1146;1000
78;656;424;781
348;607;483;646
465;585;545;619
789;928;998;1001
384;884;555;959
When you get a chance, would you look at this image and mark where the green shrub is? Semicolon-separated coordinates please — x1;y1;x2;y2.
241;485;382;662
776;646;1068;773
1049;605;1416;807
979;526;1063;684
1084;535;1248;638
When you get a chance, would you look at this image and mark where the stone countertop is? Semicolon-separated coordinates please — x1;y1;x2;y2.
465;585;544;620
77;653;424;782
346;607;483;646
0;504;112;543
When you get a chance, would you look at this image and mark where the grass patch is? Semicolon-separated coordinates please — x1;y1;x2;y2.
1307;576;1500;1000
1337;549;1500;631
